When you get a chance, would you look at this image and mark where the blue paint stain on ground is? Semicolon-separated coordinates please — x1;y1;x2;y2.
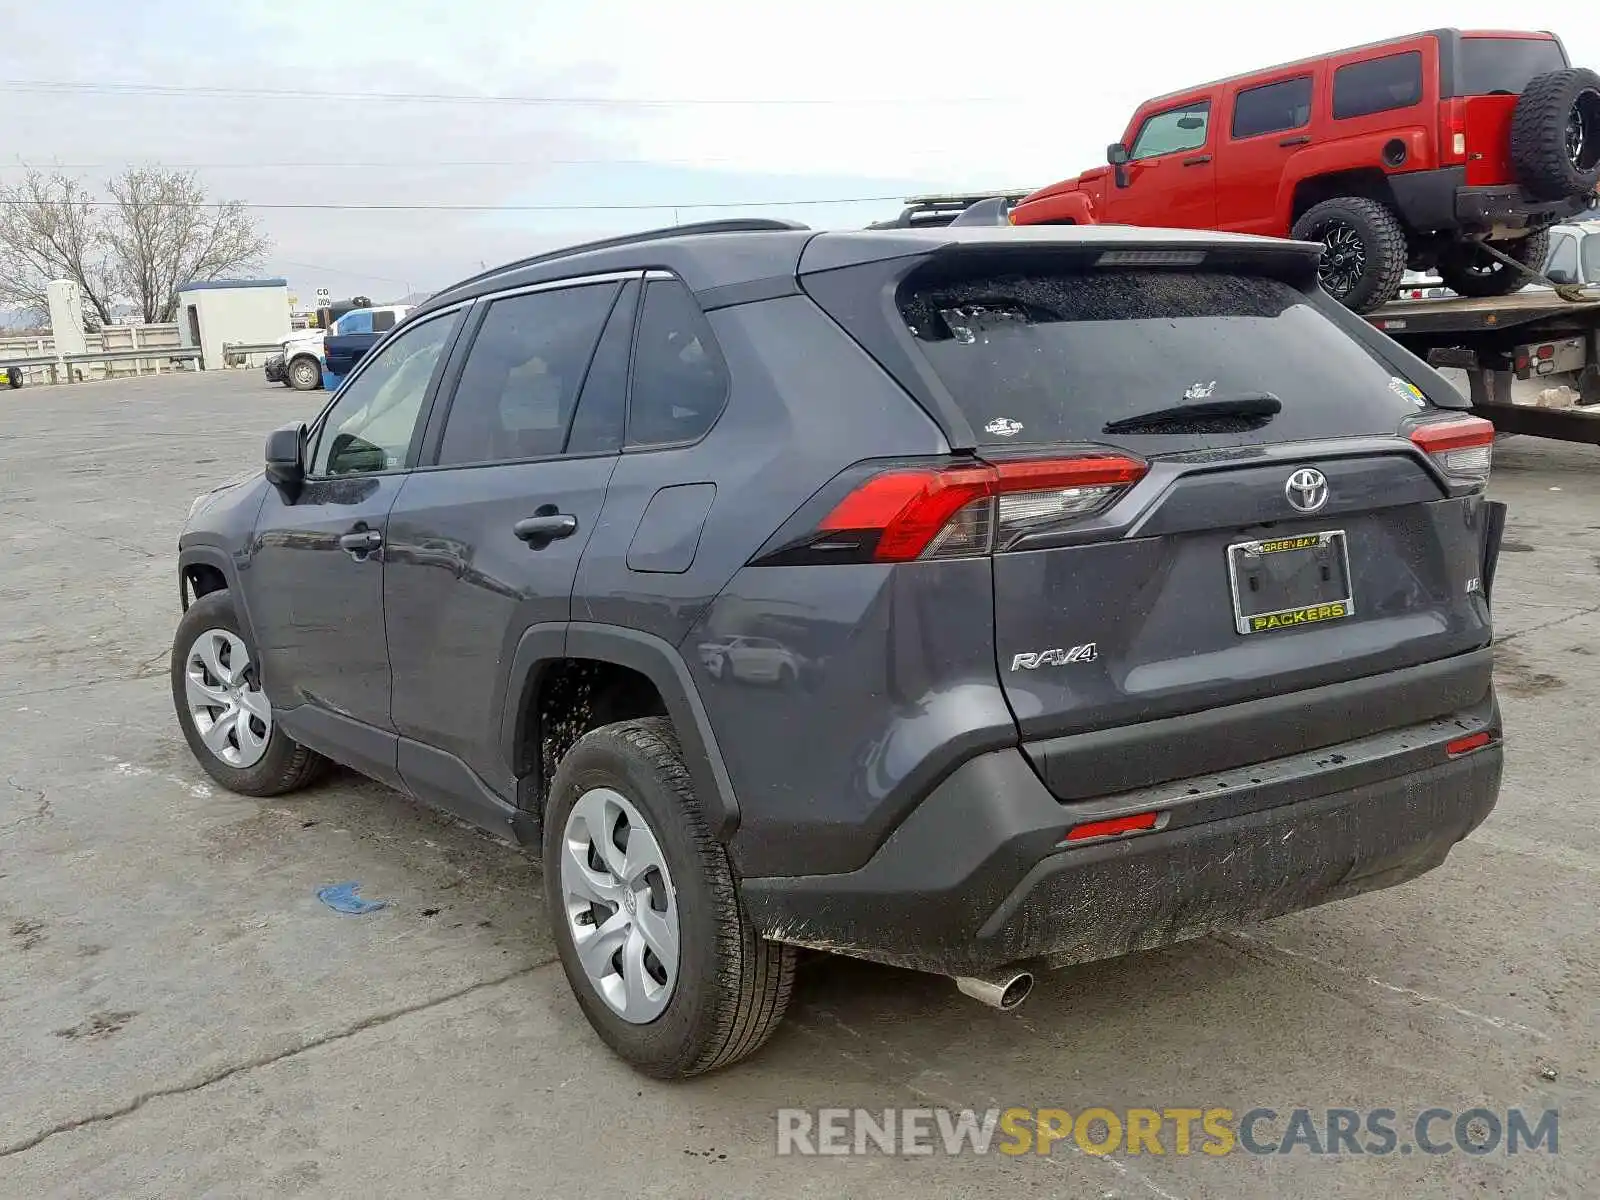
316;882;388;915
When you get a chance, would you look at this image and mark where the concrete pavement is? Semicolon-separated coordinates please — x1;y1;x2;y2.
1;371;1594;1197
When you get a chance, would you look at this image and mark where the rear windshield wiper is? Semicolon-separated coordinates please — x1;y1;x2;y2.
1103;393;1282;434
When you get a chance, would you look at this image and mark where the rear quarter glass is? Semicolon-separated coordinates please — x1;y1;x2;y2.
898;269;1444;454
1457;37;1568;95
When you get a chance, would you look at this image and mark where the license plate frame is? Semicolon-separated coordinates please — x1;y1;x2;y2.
1227;530;1355;636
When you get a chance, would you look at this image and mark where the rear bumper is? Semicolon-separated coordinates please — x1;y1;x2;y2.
742;697;1501;976
263;354;286;382
1455;186;1588;230
1389;166;1588;232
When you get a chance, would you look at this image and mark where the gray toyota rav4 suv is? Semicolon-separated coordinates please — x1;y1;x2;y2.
172;219;1507;1077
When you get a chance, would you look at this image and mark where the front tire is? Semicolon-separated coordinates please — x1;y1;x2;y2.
1291;196;1409;313
544;717;795;1078
1435;231;1551;299
171;590;328;796
287;356;321;391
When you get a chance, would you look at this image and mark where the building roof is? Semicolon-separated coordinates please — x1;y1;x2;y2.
177;278;289;292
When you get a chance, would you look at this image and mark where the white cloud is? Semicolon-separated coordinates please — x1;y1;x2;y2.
7;0;1598;295
228;0;1600;183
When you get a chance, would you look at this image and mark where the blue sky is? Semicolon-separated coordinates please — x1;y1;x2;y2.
6;0;1599;304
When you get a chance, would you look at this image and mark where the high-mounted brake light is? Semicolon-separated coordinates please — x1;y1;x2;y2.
1095;249;1206;267
1410;416;1494;487
807;455;1148;563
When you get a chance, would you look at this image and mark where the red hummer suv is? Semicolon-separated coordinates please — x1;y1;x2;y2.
1009;29;1600;312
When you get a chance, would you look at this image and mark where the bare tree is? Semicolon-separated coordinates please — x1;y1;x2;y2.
0;167;270;328
103;168;271;323
0;172;117;329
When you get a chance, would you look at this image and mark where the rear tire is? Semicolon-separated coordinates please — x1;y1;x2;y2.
1291;196;1409;313
171;591;329;796
1436;231;1551;298
543;717;795;1078
1512;68;1600;201
287;356;321;391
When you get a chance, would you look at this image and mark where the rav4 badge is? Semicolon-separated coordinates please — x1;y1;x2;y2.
1011;643;1098;670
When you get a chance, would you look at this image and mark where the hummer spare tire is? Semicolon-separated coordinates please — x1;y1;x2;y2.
1511;67;1600;202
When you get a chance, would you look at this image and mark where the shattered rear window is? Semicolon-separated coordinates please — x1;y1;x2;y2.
899;269;1441;451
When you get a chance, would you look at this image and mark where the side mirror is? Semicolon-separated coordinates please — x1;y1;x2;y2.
1545;265;1577;285
265;422;307;501
1107;143;1131;189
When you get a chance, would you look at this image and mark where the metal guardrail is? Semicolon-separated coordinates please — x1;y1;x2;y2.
221;341;289;367
2;347;200;368
2;346;201;386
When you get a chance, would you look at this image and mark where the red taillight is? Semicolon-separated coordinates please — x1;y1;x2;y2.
1440;98;1468;164
1446;731;1494;757
818;455;1148;562
1062;810;1161;844
1411;416;1494;487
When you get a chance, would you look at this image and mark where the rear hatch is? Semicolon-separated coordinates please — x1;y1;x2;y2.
1451;34;1570;186
799;233;1497;777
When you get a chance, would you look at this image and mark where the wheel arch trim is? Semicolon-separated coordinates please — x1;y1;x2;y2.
498;622;740;841
177;546;261;644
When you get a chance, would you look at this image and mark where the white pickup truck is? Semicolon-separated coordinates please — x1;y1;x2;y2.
270;304;412;391
1541;220;1600;288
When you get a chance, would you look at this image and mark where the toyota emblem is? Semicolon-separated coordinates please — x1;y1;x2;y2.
1285;468;1329;513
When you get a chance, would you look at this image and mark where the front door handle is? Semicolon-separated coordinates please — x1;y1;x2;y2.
513;510;578;549
339;528;383;558
1182;154;1212;166
1279;134;1312;147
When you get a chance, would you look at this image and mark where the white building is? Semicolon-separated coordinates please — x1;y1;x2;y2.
175;278;291;369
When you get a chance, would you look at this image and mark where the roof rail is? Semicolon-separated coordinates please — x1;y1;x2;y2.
866;192;1034;230
435;217;811;297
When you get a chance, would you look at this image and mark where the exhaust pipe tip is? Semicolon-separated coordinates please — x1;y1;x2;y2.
954;971;1034;1011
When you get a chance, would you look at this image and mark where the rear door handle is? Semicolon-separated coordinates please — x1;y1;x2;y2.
1278;135;1311;147
513;511;578;549
338;527;383;557
1182;154;1212;166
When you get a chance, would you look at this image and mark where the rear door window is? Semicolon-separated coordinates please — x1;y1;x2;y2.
1333;52;1423;119
435;283;618;467
898;269;1444;453
1231;76;1313;139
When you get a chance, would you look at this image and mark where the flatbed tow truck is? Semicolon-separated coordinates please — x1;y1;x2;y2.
1365;289;1600;444
872;194;1600;446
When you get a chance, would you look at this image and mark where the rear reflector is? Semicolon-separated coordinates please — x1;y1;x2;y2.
1446;731;1494;757
816;454;1148;562
1062;811;1160;843
1410;416;1494;487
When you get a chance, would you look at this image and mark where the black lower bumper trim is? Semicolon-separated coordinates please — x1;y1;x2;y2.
1387;166;1588;232
742;706;1501;976
1454;185;1587;230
